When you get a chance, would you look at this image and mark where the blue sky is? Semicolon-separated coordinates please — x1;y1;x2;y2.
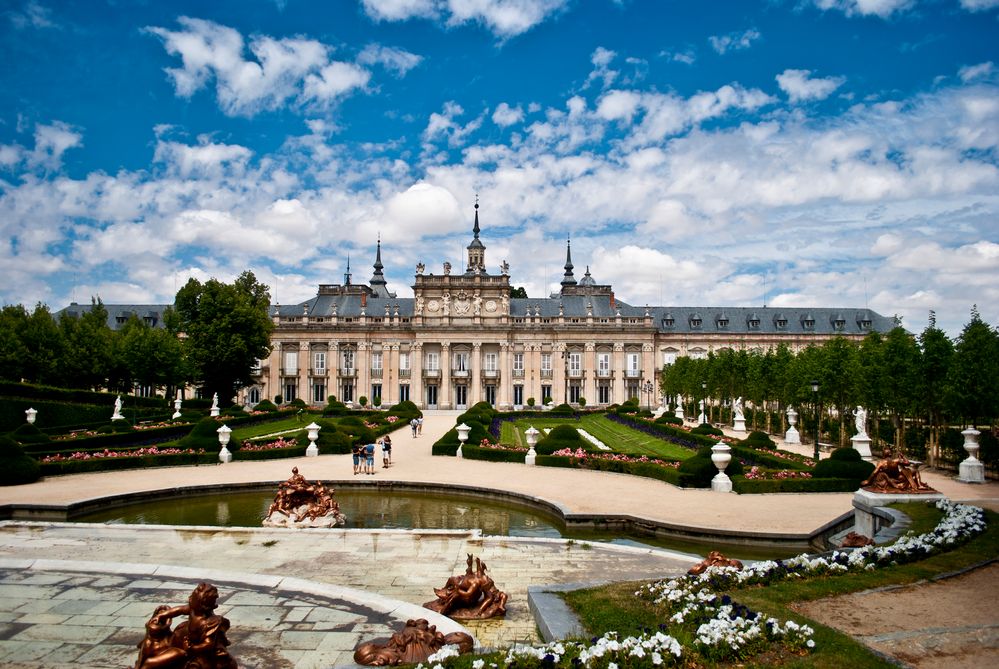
1;0;997;336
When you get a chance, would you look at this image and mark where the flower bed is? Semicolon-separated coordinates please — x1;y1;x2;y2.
40;446;203;463
743;466;812;480
240;437;297;451
420;501;986;668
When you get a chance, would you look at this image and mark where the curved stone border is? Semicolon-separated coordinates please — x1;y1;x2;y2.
0;556;474;643
0;479;833;551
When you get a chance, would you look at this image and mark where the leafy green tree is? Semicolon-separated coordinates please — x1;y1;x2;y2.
856;332;887;439
0;305;30;382
880;326;921;449
58;298;115;390
918;311;953;466
946;306;999;426
509;286;528;298
120;313;187;393
23;303;65;385
816;337;859;446
174;271;273;405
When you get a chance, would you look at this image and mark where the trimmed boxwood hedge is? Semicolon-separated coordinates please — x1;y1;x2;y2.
534;424;585;455
732;476;861;493
678;447;745;487
812;447;875;484
0;435;41;485
39;450;216;476
460;445;527;463
534;453;681;485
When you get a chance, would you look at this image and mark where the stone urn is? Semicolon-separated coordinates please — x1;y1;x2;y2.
710;440;733;493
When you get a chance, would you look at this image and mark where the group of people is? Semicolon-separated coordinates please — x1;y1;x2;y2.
352;435;392;475
410;416;423;437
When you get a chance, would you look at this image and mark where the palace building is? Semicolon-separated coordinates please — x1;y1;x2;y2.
246;204;896;410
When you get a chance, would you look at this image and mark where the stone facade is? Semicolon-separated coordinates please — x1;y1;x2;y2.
247;206;896;410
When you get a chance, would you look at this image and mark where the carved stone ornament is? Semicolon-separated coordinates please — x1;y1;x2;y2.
426;299;440;313
453;298;471;315
485;300;497;312
353;618;473;666
424;554;508;620
263;467;347;528
840;531;875;547
861;448;937;494
132;582;238;669
687;551;744;575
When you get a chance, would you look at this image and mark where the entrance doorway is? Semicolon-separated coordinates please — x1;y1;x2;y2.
455;384;468;410
426;384;438;409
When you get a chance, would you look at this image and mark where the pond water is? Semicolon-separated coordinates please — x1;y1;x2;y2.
71;487;801;561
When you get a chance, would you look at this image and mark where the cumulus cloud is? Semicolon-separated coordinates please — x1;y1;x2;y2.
6;1;57;30
423;101;484;148
153;138;253;179
0;121;83;172
708;28;760;55
357;43;423;76
776;69;846;103
382;182;465;236
810;0;915;18
960;0;999;9
361;0;569;38
660;47;696;65
145;17;373;116
583;46;618;90
492;102;524;127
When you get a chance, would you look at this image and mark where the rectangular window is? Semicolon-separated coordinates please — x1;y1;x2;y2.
597;353;610;376
569;384;581;403
541;353;552;372
283;351;298;374
312;383;325;403
541;384;552;403
371;383;382;402
284;382;297;402
569;352;582;374
513;353;524;372
313;351;326;373
341;349;354;371
663;351;677;366
248;388;260;404
371;352;383;371
454;352;469;371
513;385;523;406
484;353;498;371
598;384;611;404
425;352;439;371
341;383;354;403
400;352;410;370
627;352;640;371
398;384;410;402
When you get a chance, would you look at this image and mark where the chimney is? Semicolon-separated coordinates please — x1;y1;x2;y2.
361;293;367;307
610;292;615;310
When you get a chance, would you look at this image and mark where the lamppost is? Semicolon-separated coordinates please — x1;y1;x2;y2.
700;380;707;425
810;380;820;461
642;380;654;410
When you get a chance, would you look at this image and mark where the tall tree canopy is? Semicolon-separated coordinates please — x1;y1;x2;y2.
173;271;273;404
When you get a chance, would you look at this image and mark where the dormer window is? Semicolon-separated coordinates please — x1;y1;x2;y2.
832;314;846;331
774;313;787;329
689;313;702;328
747;313;761;330
801;317;815;330
716;315;729;329
662;314;675;328
857;312;872;329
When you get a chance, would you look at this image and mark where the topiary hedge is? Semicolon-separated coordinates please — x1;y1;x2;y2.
655;414;683;426
253;399;279;412
534;424;584;455
812;447;875;484
691;423;723;437
313;419;353;454
732;477;861;494
10;423;50;445
738;430;777;449
178;417;225;452
677;446;745;488
460;445;527;463
38;450;215;476
0;435;41;485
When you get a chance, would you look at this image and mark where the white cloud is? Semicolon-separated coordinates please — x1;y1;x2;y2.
708;28;760;55
3;121;85;172
145;17;373;116
960;0;999;9
660;48;696;65
423;101;484;148
584;46;618;90
776;69;846;103
7;1;57;30
357;44;423;76
382;182;465;236
811;0;914;18
362;0;569;38
492;102;524;127
153;139;253;179
959;61;994;82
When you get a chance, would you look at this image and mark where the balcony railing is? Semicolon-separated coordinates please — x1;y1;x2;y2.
340;367;356;377
567;369;584;379
452;369;469;378
370;368;383;378
423;368;441;378
540;369;553;379
483;369;499;379
596;369;612;378
625;369;642;378
279;368;299;377
512;369;525;379
309;368;327;377
399;369;411;378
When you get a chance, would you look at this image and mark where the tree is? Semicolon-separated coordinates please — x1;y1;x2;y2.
947;306;999;426
120;313;187;393
509;286;528;298
58;298;115;390
0;305;30;382
23;303;65;385
880;327;921;449
918;311;953;466
174;271;273;405
816;337;859;446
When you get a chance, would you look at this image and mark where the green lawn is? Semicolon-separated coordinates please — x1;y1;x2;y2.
231;416;310;440
502;413;695;460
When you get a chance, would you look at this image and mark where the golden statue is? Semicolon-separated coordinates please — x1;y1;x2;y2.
687;550;744;575
862;448;935;494
133;583;237;669
353;618;474;666
263;467;346;527
424;554;508;619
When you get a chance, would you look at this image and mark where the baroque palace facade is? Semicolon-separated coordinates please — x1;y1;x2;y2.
246;205;896;411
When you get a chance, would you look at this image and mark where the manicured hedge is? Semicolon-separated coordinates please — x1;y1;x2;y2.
0;435;41;485
460;445;527;463
732;477;861;494
0;381;168;408
812;447;875;483
21;422;193;455
234;444;308;461
534;453;681;485
678;447;745;488
39;451;216;476
0;398;168;433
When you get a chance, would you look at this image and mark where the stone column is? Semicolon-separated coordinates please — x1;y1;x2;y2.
554;343;567;404
387;343;400;407
643;343;655;408
329;343;339;402
499;342;510;409
612;343;626;404
585;342;597;407
410;342;423;408
357;342;370;406
471;342;482;406
440;342;452;409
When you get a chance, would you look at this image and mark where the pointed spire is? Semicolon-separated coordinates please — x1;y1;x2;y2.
466;196;485;272
344;254;351;285
473;194;481;239
561;235;576;286
370;235;389;295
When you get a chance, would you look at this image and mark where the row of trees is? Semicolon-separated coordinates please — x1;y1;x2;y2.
0;271;273;405
660;309;999;454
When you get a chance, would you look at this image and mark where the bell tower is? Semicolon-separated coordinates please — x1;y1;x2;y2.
466;199;485;274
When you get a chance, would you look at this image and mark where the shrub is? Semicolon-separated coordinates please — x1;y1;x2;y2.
655;414;683;426
739;430;776;449
733;477;862;494
550;403;575;415
691;423;723;437
535;424;584;455
616;398;641;415
578;396;586;408
178;417;224;451
323;398;350;416
527;397;536;407
10;423;50;445
0;435;41;486
358;395;368;408
274;395;283;405
677;446;744;488
289;397;307;409
222;405;245;416
372;395;382;407
337;416;375;445
255;399;278;412
812;447;875;483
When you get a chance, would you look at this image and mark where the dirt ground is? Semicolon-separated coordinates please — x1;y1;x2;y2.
795;562;999;668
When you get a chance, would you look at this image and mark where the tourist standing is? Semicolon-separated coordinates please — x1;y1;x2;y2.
416;416;423;436
382;435;392;467
410;418;418;438
351;443;361;475
365;441;376;474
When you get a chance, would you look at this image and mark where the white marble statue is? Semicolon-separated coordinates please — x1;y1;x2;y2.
853;406;868;436
211;393;219;411
443;261;451;276
112;395;124;420
733;396;745;421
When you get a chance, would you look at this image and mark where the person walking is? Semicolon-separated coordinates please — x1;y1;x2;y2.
382;435;392;467
416;416;423;436
365;441;376;474
351;442;362;475
410;418;418;438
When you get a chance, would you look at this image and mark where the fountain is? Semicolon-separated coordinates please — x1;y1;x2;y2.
263;468;346;528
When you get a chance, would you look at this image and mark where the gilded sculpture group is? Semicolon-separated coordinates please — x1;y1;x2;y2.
133;583;237;669
263;467;346;527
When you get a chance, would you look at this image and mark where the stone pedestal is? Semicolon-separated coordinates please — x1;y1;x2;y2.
957;428;985;484
852;489;945;539
733;417;746;433
211;407;220;417
785;426;800;444
851;434;873;461
675;406;684;420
